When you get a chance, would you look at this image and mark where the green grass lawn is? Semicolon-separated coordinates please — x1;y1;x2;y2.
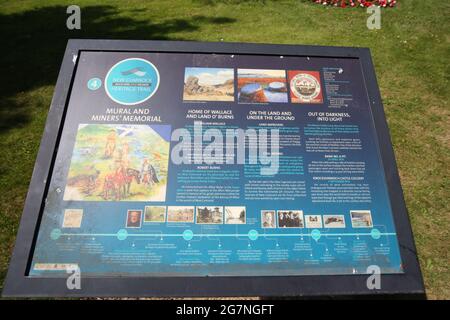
0;0;448;299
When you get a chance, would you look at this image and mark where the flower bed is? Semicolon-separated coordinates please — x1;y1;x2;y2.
312;0;397;7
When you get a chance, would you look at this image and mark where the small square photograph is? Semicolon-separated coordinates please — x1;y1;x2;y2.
183;67;234;102
144;206;166;223
288;70;323;104
196;206;223;224
126;210;142;228
224;206;246;224
277;210;304;228
261;210;276;228
323;215;346;228
167;206;195;223
237;69;288;103
350;210;373;228
62;209;83;228
305;215;323;229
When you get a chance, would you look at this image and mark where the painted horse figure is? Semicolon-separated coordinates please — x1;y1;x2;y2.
102;167;141;200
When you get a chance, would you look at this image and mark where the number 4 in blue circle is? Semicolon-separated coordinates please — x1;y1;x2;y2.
87;77;102;91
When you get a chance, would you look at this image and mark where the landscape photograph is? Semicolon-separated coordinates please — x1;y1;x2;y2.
237;69;288;103
183;67;234;102
167;206;195;223
144;206;166;223
323;215;346;228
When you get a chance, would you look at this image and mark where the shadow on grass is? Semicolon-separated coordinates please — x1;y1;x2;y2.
0;5;236;133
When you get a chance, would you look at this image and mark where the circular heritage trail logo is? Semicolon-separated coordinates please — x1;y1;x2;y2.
290;73;321;102
105;58;160;105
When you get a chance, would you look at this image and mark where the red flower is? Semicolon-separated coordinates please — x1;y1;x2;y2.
312;0;397;7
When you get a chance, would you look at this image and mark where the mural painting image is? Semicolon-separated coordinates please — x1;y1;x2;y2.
64;124;170;202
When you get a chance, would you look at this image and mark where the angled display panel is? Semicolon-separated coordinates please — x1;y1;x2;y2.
3;40;424;297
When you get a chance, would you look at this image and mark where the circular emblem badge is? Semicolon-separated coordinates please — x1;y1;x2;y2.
87;77;102;91
290;73;321;102
105;58;160;105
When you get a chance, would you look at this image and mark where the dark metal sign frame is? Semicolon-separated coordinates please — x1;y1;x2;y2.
2;40;425;298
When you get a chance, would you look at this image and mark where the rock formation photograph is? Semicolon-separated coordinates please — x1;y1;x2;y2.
183;67;234;101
